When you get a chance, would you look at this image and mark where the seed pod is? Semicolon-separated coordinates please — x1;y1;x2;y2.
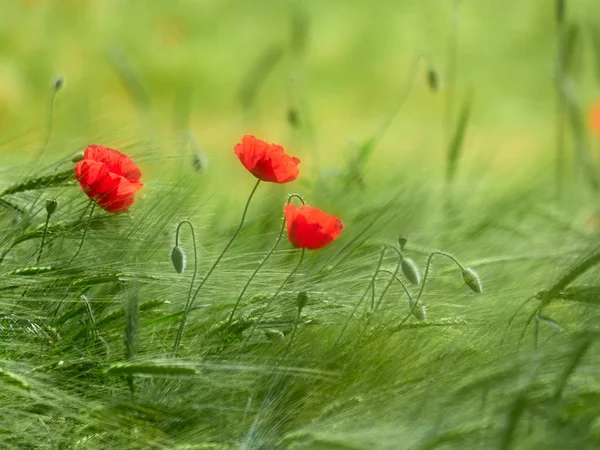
71;152;84;163
427;67;438;93
170;246;186;274
462;268;483;293
45;199;58;216
53;76;65;92
401;257;420;285
398;235;409;251
287;108;300;128
411;302;427;322
192;152;209;172
265;329;285;342
297;291;309;311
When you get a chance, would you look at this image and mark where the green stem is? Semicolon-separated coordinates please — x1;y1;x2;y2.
67;200;95;265
172;179;261;356
284;307;303;355
36;213;51;265
371;245;403;310
240;248;306;352
226;193;305;328
378;269;416;308
170;220;198;357
416;250;465;303
331;246;386;350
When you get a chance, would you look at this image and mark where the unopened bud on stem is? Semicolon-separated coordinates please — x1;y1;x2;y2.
462;268;483;293
170;246;187;274
297;291;309;311
401;257;421;285
45;199;58;216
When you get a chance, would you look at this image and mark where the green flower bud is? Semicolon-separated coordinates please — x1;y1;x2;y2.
71;152;84;163
53;76;65;92
427;67;438;93
297;291;309;311
398;235;409;251
170;246;186;274
192;152;209;172
45;199;58;216
265;329;285;342
401;257;420;285
411;302;427;322
462;268;482;293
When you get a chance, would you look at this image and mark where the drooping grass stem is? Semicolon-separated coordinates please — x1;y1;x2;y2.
226;193;305;328
240;248;306;353
172;179;261;356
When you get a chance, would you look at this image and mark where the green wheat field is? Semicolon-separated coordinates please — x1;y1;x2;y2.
3;1;600;449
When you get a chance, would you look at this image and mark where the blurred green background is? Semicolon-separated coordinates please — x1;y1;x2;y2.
1;0;599;183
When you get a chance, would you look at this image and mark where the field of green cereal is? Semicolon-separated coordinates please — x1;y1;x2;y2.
3;1;600;448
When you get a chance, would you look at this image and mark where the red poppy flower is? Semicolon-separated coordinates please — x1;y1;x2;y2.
284;204;344;250
590;102;600;137
234;135;300;183
74;145;144;213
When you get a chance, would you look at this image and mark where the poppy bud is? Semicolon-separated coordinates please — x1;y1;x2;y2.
411;302;427;322
462;268;483;293
427;67;438;93
192;152;209;172
287;108;300;128
265;329;285;342
297;291;309;311
53;76;65;92
398;235;409;251
71;152;84;163
401;257;421;285
170;246;187;274
45;199;58;216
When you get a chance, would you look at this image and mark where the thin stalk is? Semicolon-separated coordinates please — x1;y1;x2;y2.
378;269;416;307
416;250;465;303
36;213;51;265
67;200;95;265
172;179;261;356
331;246;386;350
284;307;303;355
555;1;566;196
34;83;60;163
240;248;306;352
371;245;403;310
170;220;198;357
226;193;305;328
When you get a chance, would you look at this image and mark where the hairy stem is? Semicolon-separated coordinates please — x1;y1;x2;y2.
172;179;261;356
240;248;306;352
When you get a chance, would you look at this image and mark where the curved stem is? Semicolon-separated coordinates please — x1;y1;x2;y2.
240;248;306;352
67;200;95;265
371;245;403;310
172;179;261;356
171;220;198;357
226;193;304;328
416;250;465;303
36;212;52;265
34;87;59;163
331;246;386;350
378;269;415;307
357;263;403;344
284;307;303;355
